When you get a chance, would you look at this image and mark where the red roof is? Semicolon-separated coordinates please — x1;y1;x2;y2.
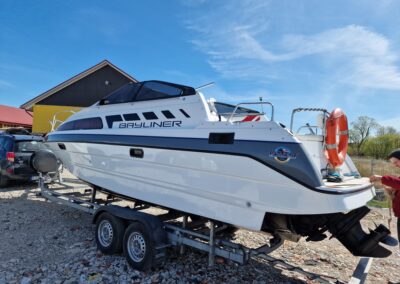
0;105;33;126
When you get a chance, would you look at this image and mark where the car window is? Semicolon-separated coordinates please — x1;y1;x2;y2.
3;138;13;151
0;137;5;157
15;141;45;152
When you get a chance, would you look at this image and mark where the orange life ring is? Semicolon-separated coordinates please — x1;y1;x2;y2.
325;108;349;168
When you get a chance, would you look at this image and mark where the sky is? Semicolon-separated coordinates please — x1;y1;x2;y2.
1;0;400;129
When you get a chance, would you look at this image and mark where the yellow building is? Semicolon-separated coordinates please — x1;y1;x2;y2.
20;60;137;134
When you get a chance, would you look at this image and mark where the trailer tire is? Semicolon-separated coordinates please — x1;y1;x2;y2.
123;222;155;271
0;174;8;188
95;212;125;254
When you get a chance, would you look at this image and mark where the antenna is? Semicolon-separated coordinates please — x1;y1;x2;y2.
259;96;264;114
195;82;215;91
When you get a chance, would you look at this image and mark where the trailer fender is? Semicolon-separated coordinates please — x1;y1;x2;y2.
93;205;166;247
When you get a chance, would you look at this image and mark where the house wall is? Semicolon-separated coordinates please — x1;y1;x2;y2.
38;65;132;107
32;105;82;134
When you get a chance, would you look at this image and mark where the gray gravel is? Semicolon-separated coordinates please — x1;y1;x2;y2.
0;175;399;284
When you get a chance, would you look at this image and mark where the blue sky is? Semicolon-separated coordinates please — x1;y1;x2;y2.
1;0;400;128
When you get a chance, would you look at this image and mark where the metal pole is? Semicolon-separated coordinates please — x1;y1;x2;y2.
370;159;374;176
348;257;373;284
208;221;215;267
91;187;97;203
180;216;187;255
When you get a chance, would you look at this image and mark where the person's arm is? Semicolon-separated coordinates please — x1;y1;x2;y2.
381;176;400;190
370;175;382;182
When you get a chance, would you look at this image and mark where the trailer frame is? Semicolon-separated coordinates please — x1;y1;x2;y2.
38;174;374;284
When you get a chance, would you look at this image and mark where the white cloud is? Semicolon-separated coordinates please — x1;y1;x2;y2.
186;2;400;90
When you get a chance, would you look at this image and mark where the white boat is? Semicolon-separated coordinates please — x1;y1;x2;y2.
45;80;393;257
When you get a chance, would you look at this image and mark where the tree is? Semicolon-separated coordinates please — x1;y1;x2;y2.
363;134;400;159
349;116;380;155
377;126;398;136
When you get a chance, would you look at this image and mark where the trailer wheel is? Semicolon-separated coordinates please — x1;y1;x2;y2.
95;212;125;254
123;222;155;271
0;174;8;188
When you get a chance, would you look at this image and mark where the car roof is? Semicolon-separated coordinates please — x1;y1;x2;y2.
1;134;44;141
13;135;44;141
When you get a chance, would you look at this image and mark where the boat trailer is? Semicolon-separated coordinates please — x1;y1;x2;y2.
37;174;375;284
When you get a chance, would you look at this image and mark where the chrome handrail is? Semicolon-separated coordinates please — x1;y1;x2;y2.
228;102;274;122
290;108;328;133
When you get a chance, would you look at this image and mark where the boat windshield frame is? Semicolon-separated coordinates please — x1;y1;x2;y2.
99;80;196;106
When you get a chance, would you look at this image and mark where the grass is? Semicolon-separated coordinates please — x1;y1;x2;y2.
367;199;391;208
351;156;398;208
352;156;400;186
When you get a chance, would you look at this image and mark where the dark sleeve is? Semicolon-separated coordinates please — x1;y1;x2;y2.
381;176;400;190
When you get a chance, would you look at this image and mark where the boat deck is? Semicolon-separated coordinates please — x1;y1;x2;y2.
323;177;371;189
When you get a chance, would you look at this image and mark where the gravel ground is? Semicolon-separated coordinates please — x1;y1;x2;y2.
0;173;399;284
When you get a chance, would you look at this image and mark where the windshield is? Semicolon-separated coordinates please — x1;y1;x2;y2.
214;102;260;115
100;81;196;105
16;141;45;152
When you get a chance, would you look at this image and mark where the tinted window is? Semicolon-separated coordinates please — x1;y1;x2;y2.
123;113;140;121
3;138;13;151
214;102;259;115
16;141;45;152
142;112;158;120
0;137;13;152
135;81;183;101
162;110;175;119
0;137;5;158
101;82;141;105
0;137;5;149
58;117;103;131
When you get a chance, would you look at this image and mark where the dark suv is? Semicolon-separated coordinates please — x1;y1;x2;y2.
0;128;47;187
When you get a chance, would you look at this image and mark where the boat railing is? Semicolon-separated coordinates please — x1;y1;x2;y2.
228;102;274;122
296;124;321;135
290;108;328;134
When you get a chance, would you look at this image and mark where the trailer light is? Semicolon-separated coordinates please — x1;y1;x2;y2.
6;152;15;162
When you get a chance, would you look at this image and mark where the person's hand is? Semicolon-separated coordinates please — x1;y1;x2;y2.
370;175;382;182
383;186;396;200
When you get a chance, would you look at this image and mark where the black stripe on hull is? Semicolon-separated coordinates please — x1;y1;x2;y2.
47;133;368;195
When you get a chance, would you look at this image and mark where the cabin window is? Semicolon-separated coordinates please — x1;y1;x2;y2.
105;115;123;128
58;117;103;131
123;113;140;121
142;112;158;120
180;109;190;118
161;110;175;119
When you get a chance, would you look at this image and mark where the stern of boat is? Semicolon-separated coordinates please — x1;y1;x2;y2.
259;107;396;258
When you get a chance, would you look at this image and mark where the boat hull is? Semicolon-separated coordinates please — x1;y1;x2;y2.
46;141;375;231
